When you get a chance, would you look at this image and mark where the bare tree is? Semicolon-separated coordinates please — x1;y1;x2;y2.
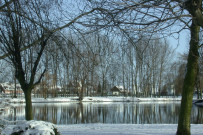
0;0;108;120
85;0;203;134
0;0;52;120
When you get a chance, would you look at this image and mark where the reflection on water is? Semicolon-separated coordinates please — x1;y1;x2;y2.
2;102;203;124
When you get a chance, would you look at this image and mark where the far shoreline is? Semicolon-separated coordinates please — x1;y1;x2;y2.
1;96;183;103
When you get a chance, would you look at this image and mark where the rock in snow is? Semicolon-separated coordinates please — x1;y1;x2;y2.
1;120;60;135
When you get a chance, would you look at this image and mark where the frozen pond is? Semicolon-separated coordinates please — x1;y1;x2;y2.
2;102;203;124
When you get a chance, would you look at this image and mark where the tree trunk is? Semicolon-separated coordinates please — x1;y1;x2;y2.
200;79;202;99
24;89;33;120
122;64;126;97
14;76;17;98
176;21;200;135
196;84;200;99
158;62;163;97
102;74;105;96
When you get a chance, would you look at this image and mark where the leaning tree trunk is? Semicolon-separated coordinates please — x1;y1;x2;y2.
176;21;200;135
24;88;33;120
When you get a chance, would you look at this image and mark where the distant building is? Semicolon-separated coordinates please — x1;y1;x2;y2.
0;84;5;93
110;86;131;96
111;86;120;96
0;82;23;94
67;81;82;94
50;85;62;92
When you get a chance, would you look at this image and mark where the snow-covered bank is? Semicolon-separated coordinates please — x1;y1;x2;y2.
1;120;60;135
1;96;181;103
57;124;203;135
2;123;203;135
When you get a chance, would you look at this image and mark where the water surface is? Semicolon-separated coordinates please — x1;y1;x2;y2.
2;102;203;124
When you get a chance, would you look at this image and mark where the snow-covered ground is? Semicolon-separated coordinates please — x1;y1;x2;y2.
58;124;203;135
2;122;203;135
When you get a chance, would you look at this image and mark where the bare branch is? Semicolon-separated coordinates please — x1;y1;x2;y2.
33;68;46;86
29;36;50;85
0;8;105;60
0;0;16;12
